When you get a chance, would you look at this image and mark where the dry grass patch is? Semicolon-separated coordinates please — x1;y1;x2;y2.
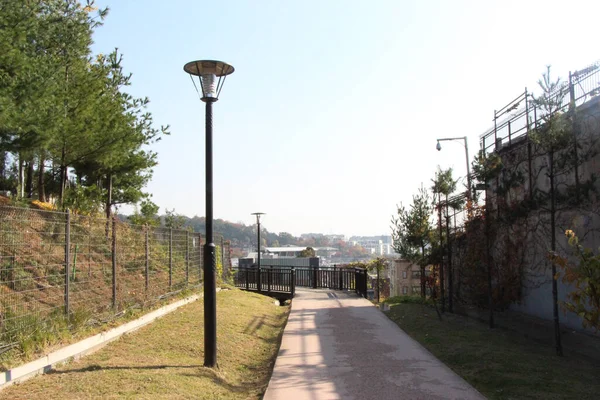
3;289;289;399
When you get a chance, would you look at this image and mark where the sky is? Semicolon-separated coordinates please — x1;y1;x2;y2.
90;0;600;237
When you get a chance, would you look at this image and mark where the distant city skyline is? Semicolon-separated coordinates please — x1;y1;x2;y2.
92;0;599;237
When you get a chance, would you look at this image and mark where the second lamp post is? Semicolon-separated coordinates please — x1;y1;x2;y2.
436;136;472;201
251;212;265;291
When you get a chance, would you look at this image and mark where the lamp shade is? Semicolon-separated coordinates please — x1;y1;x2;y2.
184;60;234;100
183;60;234;77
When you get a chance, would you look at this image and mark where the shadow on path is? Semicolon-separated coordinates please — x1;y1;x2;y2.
264;289;485;400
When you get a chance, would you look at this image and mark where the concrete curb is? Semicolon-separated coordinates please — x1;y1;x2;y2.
0;293;201;390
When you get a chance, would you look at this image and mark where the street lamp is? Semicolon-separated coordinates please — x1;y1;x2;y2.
184;59;234;368
436;136;472;201
251;212;265;291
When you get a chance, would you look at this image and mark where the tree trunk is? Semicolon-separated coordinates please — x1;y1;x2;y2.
38;154;46;202
59;143;67;206
0;151;6;182
25;158;34;198
438;195;445;313
485;191;494;329
59;166;65;205
446;194;453;313
105;173;113;239
18;155;24;199
569;72;580;204
549;150;563;356
420;244;426;299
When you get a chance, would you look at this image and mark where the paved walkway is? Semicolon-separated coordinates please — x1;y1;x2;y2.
264;289;485;400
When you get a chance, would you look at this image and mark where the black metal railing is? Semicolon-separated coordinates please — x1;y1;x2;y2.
354;268;368;299
233;266;368;299
234;267;295;298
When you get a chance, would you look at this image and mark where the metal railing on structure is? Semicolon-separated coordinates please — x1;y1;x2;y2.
432;60;600;236
432;60;600;316
233;266;369;300
0;205;232;358
234;267;296;299
480;60;600;154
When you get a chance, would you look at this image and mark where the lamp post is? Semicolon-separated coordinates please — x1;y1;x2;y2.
251;212;265;291
184;59;234;368
436;136;472;201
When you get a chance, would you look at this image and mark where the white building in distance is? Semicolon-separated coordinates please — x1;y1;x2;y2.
348;235;394;256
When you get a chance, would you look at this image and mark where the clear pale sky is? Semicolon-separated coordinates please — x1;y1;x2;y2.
91;0;599;237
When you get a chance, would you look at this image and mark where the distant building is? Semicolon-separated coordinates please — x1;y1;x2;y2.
300;233;325;239
259;246;338;259
348;235;393;256
264;246;306;258
388;259;432;297
325;234;346;242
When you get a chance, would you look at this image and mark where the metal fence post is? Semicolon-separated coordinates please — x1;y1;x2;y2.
257;266;262;292
169;228;173;288
112;216;117;310
267;267;272;293
199;234;203;283
245;268;249;290
291;268;296;298
64;209;70;316
220;236;225;281
186;230;190;285
145;226;149;291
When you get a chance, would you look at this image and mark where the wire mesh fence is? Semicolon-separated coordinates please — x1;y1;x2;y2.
0;205;231;360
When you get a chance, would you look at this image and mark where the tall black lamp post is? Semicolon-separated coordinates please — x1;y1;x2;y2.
251;212;265;291
184;59;234;368
436;136;472;201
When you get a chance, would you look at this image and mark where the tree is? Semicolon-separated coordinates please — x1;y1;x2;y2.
482;65;598;355
0;1;167;215
529;66;573;356
0;1;106;199
278;232;296;246
164;208;185;230
128;199;159;227
392;186;434;299
551;230;600;332
298;247;316;258
430;167;459;311
368;257;387;303
71;50;168;219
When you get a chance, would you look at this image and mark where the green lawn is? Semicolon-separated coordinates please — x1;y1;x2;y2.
385;301;600;400
3;289;289;399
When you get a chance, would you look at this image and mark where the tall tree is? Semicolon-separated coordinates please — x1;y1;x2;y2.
71;50;168;218
430;167;457;312
391;186;434;299
529;67;573;357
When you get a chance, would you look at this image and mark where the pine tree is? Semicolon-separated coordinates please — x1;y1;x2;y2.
392;186;434;299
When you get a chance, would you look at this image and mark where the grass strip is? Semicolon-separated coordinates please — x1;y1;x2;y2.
3;289;289;399
385;301;599;400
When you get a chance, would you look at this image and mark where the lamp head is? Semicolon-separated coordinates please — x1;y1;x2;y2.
184;60;234;101
251;212;265;223
436;141;442;151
